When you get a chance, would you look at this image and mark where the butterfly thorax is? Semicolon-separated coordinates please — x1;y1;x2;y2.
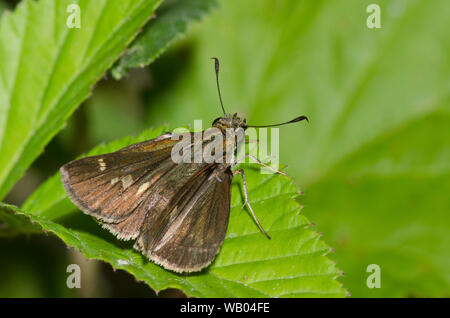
209;113;246;162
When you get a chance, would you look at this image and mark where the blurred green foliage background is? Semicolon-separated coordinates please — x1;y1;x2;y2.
1;0;449;297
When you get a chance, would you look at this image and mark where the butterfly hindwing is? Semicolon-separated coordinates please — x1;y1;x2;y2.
135;165;232;272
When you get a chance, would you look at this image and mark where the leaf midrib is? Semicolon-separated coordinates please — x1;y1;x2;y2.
0;1;30;162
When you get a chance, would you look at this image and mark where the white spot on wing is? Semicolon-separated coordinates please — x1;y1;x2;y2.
98;158;106;171
111;177;119;185
121;175;133;189
137;182;150;194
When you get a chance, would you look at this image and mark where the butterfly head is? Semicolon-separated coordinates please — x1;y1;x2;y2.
212;113;247;131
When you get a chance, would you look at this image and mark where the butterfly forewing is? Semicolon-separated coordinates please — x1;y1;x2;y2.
60;134;176;224
100;160;214;241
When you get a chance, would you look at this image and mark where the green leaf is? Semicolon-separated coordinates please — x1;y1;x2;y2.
112;0;218;79
145;0;450;297
0;0;161;200
0;202;41;237
4;127;346;297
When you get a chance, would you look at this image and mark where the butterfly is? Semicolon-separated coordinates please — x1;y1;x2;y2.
60;58;308;273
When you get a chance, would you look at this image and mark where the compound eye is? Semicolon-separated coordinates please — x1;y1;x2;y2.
212;117;221;125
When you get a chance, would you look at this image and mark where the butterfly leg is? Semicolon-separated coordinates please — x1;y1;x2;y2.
233;169;271;240
234;154;287;177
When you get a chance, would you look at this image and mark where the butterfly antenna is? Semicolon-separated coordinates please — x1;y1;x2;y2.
211;57;226;115
247;115;309;128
